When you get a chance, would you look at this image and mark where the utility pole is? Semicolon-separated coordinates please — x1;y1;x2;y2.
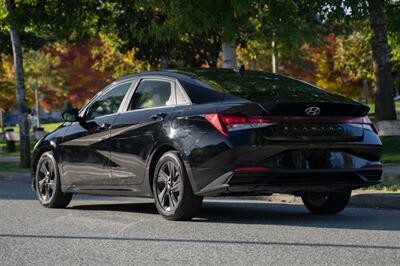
271;31;276;73
250;59;257;70
363;79;369;105
34;80;40;128
0;110;4;133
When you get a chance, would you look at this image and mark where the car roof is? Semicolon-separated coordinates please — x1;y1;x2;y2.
115;68;287;83
115;68;328;97
116;70;193;82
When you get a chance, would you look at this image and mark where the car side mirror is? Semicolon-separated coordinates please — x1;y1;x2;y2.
62;109;80;122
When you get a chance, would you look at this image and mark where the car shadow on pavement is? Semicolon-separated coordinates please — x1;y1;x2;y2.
68;199;400;232
70;202;159;215
194;200;400;231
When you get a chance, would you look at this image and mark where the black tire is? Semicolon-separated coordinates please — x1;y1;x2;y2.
152;151;203;220
301;190;351;214
35;151;72;208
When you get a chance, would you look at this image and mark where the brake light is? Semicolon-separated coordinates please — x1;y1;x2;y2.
344;116;378;133
204;114;272;136
344;116;372;124
204;114;228;136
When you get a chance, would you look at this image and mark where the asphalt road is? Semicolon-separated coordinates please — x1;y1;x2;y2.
0;181;399;265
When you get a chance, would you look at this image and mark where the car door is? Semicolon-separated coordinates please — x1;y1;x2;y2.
61;80;134;188
108;78;178;185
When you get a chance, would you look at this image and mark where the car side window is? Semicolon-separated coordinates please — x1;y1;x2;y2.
85;82;131;120
128;80;174;110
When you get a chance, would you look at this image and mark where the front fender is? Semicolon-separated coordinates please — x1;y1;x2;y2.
31;125;68;190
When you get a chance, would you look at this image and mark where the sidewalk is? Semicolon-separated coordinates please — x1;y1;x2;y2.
383;164;400;175
0;155;20;163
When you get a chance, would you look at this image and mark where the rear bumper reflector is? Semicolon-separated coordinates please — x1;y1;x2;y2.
233;167;272;172
363;164;383;169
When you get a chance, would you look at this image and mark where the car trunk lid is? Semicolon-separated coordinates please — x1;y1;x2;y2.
216;101;371;142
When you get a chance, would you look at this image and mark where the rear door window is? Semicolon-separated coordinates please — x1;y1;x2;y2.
128;80;175;110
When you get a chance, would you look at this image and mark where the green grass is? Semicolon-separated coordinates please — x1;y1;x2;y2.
41;122;63;132
0;162;29;172
4;122;63;133
381;136;400;163
364;174;400;192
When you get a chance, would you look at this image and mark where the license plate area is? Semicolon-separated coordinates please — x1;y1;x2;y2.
261;123;363;141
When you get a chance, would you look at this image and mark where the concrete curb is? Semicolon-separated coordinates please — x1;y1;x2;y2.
0;171;399;210
259;192;400;210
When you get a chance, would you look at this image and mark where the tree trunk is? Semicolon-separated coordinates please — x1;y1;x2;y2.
368;0;397;121
5;0;31;167
222;40;236;68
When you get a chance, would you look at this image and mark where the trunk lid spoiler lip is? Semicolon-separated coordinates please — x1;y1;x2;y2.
217;99;370;118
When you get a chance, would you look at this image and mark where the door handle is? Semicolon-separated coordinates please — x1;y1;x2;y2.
150;113;167;120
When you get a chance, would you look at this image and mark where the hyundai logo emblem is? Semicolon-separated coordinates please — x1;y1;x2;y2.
305;107;321;116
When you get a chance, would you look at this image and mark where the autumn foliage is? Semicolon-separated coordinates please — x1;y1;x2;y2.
45;42;111;110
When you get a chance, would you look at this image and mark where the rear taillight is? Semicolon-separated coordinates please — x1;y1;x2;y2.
343;116;372;124
344;116;378;133
204;114;272;136
204;114;377;136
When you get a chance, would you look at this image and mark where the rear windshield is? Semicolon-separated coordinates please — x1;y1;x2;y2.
190;71;336;103
179;69;356;105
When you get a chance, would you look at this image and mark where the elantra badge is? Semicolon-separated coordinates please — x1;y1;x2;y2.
305;106;321;116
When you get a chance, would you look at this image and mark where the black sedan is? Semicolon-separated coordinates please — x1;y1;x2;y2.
32;68;382;220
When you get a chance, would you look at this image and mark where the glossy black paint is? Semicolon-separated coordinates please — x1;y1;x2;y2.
61;114;117;187
108;106;176;186
32;69;382;198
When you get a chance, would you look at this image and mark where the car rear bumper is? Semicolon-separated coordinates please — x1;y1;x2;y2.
195;168;382;196
188;146;383;195
185;128;382;196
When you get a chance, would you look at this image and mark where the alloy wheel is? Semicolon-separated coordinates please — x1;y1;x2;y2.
37;157;56;202
155;160;183;211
